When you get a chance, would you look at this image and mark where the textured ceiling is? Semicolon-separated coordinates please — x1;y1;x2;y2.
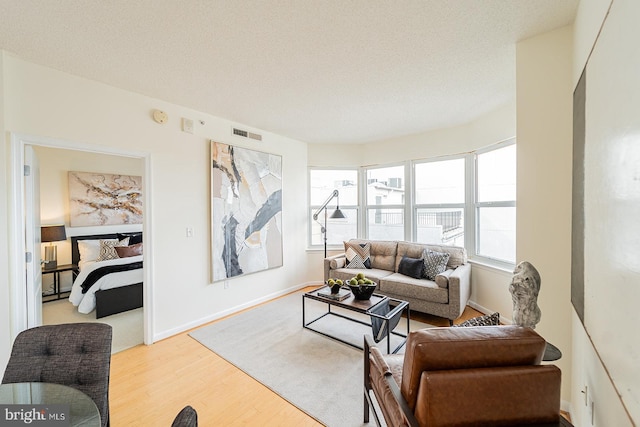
0;1;578;144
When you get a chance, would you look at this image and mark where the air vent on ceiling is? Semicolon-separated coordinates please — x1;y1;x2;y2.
232;127;262;141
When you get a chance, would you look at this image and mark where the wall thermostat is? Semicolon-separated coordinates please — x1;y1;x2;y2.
153;109;168;124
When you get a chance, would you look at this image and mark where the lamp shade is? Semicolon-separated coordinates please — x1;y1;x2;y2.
41;225;67;243
330;208;346;219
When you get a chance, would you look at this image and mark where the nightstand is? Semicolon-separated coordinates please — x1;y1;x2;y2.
42;263;79;302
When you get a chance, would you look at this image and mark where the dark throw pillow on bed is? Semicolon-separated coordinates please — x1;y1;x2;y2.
115;242;143;258
398;256;424;279
117;232;143;245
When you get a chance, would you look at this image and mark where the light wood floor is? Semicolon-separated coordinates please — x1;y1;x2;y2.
107;288;503;425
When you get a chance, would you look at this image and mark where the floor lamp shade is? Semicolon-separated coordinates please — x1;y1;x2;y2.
41;225;67;270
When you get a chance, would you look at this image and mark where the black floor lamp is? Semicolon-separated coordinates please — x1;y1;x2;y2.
313;190;346;258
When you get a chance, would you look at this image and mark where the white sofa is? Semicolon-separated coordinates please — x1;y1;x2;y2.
324;239;471;324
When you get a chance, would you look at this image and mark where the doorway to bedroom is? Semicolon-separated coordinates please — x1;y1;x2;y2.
12;134;151;353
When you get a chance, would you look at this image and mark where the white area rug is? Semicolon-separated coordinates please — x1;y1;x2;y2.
42;299;143;354
189;290;433;427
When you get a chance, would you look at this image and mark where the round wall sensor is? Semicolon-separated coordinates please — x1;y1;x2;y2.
153;110;168;124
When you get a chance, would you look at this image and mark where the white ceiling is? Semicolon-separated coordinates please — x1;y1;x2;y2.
0;1;578;144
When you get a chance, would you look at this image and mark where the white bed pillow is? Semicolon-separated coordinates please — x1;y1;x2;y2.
77;240;104;264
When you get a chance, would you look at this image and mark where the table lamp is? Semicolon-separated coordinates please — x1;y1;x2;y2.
41;225;67;270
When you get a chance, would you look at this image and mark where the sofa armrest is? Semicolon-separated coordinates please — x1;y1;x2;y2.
324;253;346;282
447;263;472;320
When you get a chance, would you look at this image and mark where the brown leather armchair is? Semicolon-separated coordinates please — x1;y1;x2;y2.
364;325;569;427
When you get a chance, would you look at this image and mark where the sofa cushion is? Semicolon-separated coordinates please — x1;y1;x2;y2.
379;273;449;304
422;249;450;280
398;256;424;279
396;241;467;270
349;239;398;271
425;243;467;268
331;268;393;285
344;241;371;269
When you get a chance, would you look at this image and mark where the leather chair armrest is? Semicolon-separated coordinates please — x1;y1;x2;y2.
364;335;419;427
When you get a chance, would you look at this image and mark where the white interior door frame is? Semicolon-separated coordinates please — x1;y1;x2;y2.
9;133;154;344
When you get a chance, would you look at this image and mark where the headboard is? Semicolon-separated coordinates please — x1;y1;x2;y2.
71;232;143;265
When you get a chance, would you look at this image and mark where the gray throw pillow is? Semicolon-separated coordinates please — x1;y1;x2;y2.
398;256;424;279
422;249;450;280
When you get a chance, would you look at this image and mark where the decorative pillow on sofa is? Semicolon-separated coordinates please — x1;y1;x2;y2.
344;241;372;269
96;238;130;262
454;312;501;327
422;249;450;280
398;256;424;279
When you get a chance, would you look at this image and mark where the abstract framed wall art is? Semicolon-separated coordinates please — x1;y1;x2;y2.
68;171;143;226
211;141;283;281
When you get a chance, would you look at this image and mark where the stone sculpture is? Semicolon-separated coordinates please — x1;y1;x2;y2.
509;261;542;329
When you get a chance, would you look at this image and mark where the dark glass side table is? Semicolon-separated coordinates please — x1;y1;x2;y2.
42;263;79;302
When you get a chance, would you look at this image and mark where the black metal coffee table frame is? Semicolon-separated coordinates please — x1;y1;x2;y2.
302;287;410;354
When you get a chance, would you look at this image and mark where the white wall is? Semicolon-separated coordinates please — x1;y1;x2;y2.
0;54;310;367
516;25;574;403
0;51;11;378
571;0;638;424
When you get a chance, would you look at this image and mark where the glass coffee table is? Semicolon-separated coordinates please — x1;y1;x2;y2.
303;286;409;354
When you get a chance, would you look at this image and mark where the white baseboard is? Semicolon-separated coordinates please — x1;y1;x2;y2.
152;282;315;342
467;300;513;325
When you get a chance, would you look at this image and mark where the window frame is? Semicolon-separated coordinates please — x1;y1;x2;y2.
412;154;467;245
307;139;517;271
307;167;359;251
363;162;409;240
469;138;516;268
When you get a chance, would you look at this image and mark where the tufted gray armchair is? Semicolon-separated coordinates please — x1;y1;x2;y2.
171;405;198;427
2;323;113;427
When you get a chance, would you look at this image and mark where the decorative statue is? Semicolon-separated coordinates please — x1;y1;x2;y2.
509;261;542;329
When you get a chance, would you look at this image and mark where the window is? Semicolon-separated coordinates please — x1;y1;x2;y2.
308;140;516;269
309;169;357;248
365;165;405;240
414;157;465;246
475;142;516;263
